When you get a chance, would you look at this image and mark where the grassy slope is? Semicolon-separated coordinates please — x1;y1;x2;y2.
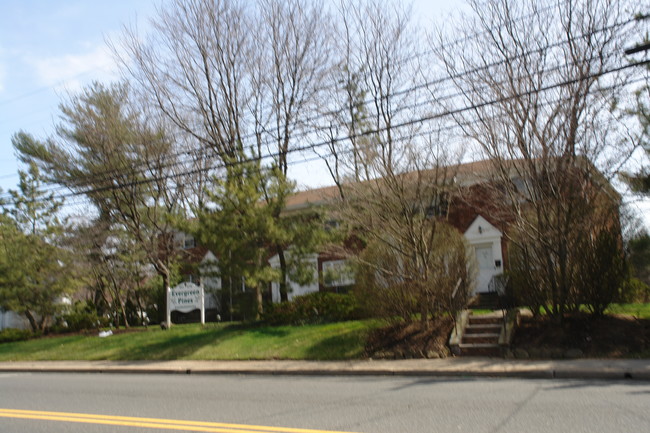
0;304;647;362
0;320;380;362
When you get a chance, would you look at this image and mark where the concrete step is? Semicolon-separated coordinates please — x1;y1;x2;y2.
458;343;501;357
469;293;503;310
459;343;500;349
462;333;500;340
468;316;504;325
462;335;500;345
465;324;502;334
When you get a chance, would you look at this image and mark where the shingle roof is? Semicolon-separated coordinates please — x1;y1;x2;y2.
285;159;500;209
284;184;341;211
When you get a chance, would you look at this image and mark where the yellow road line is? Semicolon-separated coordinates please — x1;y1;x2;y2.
0;409;360;433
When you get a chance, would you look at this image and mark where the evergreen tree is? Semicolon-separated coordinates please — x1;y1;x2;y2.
0;160;77;332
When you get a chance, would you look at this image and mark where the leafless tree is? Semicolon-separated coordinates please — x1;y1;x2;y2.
317;1;474;326
116;0;333;306
434;0;636;319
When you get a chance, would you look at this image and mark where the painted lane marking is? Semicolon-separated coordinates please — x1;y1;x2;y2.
0;409;360;433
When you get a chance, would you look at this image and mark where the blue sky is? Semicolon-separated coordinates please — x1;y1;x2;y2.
0;1;647;226
0;0;162;194
0;0;461;196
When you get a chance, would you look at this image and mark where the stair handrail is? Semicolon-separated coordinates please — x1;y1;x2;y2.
450;278;462;300
487;274;508;295
495;275;510;331
449;278;464;331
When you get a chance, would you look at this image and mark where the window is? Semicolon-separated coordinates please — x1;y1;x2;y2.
425;193;449;218
184;235;196;249
322;260;355;287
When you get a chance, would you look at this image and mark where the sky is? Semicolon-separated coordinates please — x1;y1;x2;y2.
0;0;161;192
0;0;647;226
0;0;462;194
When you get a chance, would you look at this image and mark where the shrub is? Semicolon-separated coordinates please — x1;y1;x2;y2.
263;292;361;325
56;301;109;333
508;222;627;318
0;328;33;344
353;223;475;323
618;277;650;304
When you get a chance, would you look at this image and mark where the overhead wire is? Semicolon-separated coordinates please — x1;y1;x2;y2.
0;4;644;207
1;56;646;210
0;41;634;203
0;4;639;198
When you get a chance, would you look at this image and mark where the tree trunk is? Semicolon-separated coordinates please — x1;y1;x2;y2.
277;245;289;303
162;269;171;328
119;299;130;329
254;283;264;320
38;315;48;333
419;287;430;329
24;310;38;333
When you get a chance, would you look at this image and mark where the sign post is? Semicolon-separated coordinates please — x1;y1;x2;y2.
166;285;171;329
200;284;205;325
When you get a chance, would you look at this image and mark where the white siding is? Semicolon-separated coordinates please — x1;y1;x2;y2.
0;309;30;331
269;253;319;302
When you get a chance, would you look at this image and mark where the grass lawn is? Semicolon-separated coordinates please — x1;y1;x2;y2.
1;303;647;362
605;303;650;319
0;320;382;362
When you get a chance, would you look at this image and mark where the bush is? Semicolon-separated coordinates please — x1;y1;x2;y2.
263;292;361;325
353;223;475;322
508;223;627;318
0;328;34;344
56;301;109;333
619;277;650;304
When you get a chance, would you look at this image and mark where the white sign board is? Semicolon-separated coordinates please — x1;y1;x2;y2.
169;282;205;322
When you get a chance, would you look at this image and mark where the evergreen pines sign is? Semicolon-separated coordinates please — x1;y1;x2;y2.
168;282;205;324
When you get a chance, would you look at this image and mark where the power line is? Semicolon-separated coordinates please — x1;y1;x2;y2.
1;4;637;195
1;57;645;209
1;26;632;202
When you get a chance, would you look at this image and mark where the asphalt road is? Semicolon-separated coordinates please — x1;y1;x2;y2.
0;372;648;433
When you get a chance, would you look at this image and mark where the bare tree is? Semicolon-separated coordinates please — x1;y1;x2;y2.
317;1;474;326
117;0;251;164
318;0;423;187
116;0;332;306
434;0;636;319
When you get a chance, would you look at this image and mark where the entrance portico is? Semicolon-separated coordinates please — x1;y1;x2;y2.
463;215;504;294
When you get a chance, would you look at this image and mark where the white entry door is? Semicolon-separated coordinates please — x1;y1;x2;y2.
475;244;495;293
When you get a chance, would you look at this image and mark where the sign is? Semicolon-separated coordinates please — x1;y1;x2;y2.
169;283;205;324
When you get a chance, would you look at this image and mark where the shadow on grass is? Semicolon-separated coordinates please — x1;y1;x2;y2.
109;323;292;360
245;326;291;338
110;326;241;360
303;330;366;360
0;335;87;361
0;321;374;362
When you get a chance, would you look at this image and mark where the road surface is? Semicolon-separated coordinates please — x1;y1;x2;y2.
0;372;648;432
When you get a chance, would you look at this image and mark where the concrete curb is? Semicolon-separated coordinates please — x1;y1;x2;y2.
1;359;648;381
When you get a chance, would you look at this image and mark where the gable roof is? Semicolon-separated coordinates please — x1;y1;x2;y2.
284;184;341;211
285;159;500;210
285;157;620;210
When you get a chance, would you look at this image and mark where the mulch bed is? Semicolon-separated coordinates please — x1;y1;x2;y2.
364;316;454;359
511;313;650;358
